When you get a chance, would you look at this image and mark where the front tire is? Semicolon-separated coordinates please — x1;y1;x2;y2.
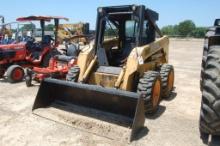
137;71;162;114
6;65;24;83
66;66;80;82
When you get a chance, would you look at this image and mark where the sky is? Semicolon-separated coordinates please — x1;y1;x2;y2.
1;0;219;29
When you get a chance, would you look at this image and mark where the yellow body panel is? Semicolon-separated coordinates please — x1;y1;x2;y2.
89;72;118;88
76;36;169;92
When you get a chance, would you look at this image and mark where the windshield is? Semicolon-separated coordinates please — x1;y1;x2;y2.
125;20;138;38
104;19;119;40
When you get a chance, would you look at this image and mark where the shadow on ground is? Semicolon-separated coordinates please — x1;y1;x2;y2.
165;92;177;101
145;105;166;120
133;127;149;141
0;78;26;83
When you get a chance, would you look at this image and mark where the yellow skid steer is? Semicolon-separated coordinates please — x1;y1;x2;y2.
32;5;174;142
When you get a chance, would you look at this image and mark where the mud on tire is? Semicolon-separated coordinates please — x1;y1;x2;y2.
200;45;220;137
137;71;162;114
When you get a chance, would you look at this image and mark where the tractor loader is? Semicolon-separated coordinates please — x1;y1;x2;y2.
33;5;174;142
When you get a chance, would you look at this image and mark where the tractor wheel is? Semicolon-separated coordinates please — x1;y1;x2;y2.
6;65;24;83
200;42;209;91
66;66;80;82
137;71;162;114
160;64;175;98
200;45;220;141
25;75;32;87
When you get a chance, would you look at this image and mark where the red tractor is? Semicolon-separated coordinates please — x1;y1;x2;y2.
25;43;80;87
0;16;68;83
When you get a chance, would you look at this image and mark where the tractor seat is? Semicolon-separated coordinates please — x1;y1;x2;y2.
55;44;80;62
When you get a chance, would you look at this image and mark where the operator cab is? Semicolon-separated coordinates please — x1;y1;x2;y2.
95;5;160;67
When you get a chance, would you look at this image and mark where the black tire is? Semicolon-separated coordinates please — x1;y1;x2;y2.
66;66;80;82
6;65;24;83
160;64;174;98
137;71;162;114
200;45;220;137
200;41;209;91
25;75;32;87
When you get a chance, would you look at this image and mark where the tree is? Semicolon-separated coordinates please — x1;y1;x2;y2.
21;24;36;31
192;27;207;38
161;25;175;36
177;20;196;37
161;19;207;38
161;25;179;36
45;24;54;31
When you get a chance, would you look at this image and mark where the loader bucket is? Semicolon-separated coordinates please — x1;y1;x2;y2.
33;78;146;142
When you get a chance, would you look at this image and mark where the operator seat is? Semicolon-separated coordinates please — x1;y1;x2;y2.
110;41;135;67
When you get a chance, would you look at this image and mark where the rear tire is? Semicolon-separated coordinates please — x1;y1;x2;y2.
200;41;209;91
137;71;162;114
66;66;80;82
200;45;220;137
160;64;174;98
6;65;24;83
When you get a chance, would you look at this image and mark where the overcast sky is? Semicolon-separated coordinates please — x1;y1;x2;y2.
1;0;219;29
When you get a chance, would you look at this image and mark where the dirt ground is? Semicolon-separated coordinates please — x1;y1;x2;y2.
0;39;206;146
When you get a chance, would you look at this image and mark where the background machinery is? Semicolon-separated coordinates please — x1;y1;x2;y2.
32;5;174;141
0;21;36;45
0;16;68;83
58;22;91;44
200;19;220;143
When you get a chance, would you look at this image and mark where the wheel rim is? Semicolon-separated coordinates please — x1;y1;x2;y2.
12;68;23;81
152;79;161;107
168;70;174;92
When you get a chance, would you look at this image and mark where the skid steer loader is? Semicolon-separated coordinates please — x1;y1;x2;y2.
33;5;174;142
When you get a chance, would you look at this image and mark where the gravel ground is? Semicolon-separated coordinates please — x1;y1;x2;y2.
0;39;206;146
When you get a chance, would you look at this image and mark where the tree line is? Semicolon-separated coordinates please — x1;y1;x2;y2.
161;20;208;38
20;24;54;31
